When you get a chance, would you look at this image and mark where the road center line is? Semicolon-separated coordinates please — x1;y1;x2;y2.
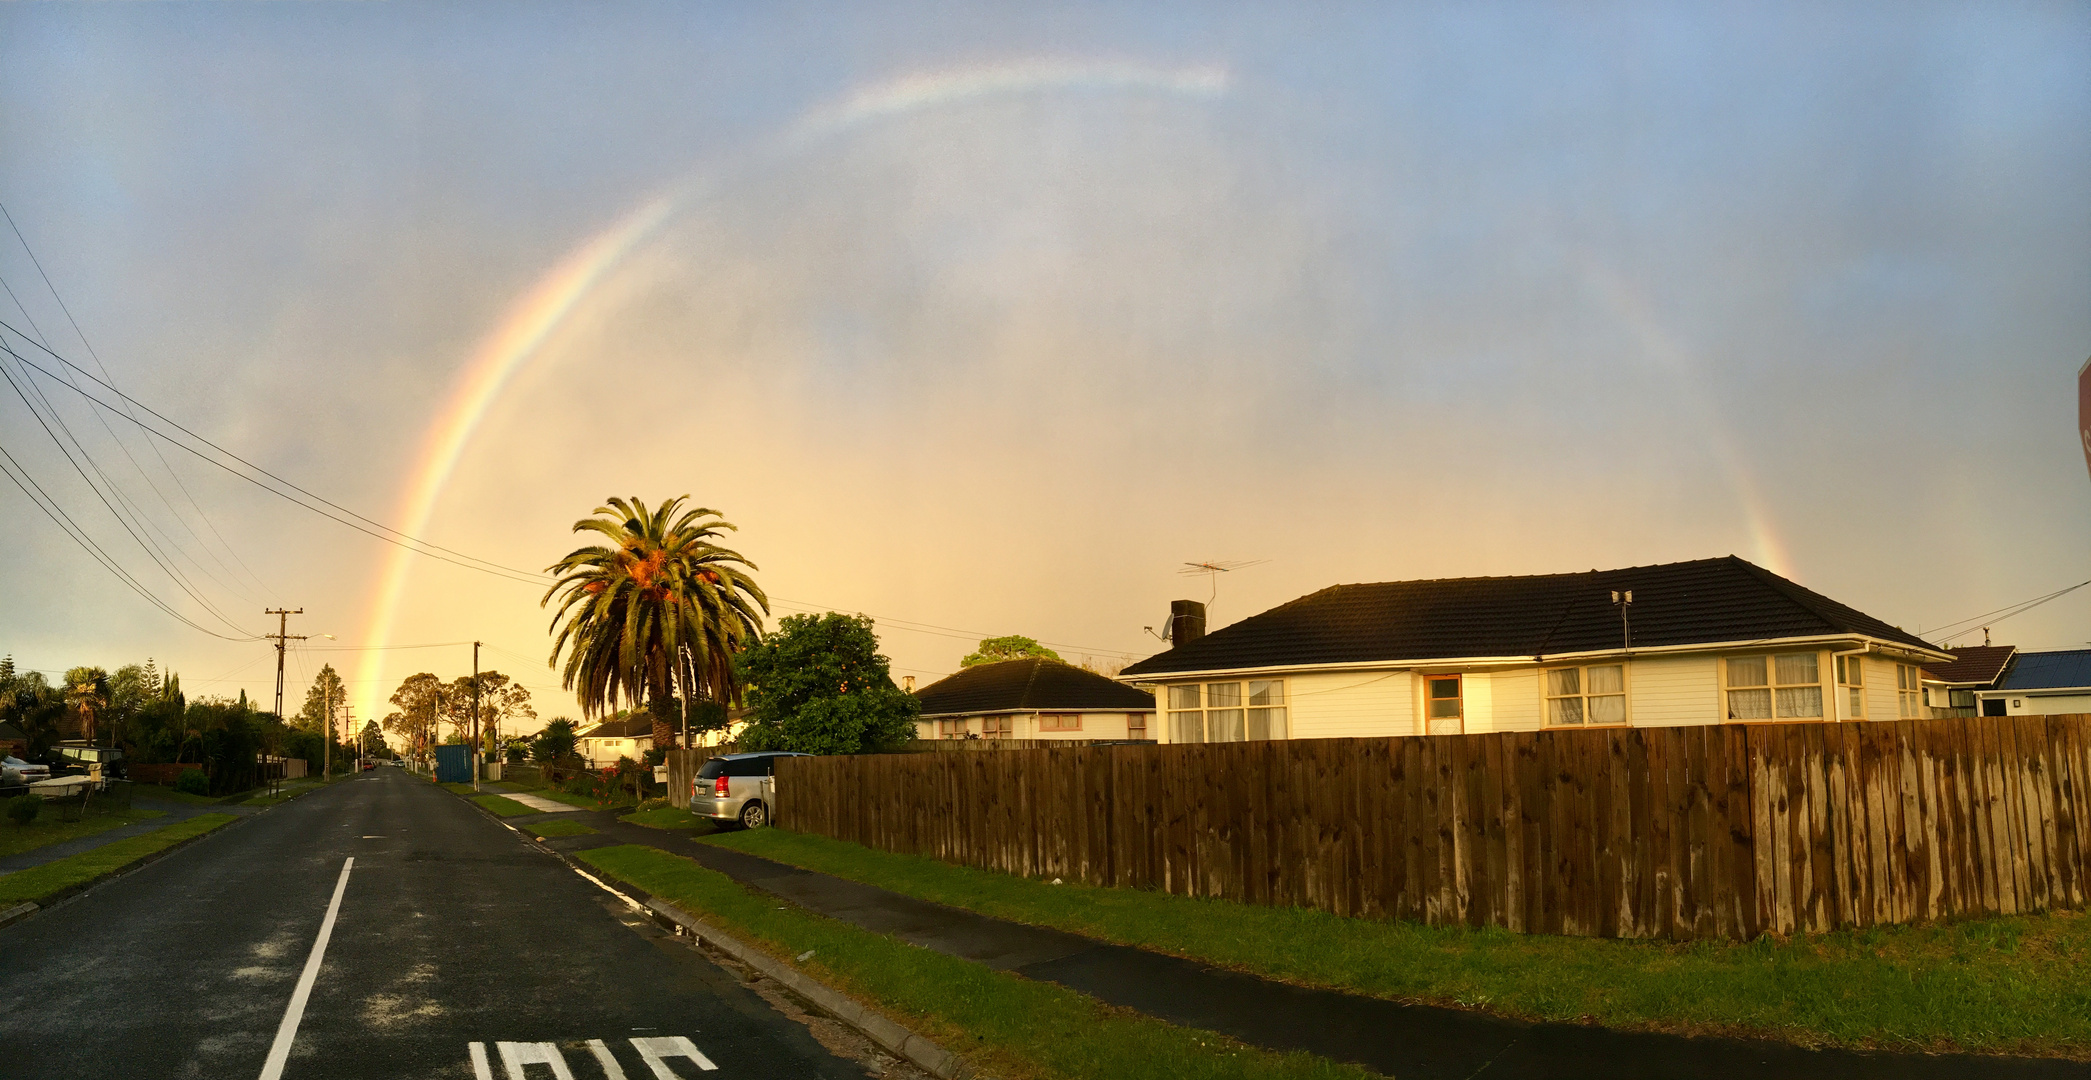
257;856;355;1080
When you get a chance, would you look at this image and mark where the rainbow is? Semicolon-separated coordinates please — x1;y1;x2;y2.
352;60;1233;724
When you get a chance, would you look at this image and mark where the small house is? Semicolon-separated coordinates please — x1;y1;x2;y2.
575;716;654;768
913;658;1156;741
1976;649;2091;717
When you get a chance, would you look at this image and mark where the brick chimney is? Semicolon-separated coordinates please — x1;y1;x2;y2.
1169;600;1207;648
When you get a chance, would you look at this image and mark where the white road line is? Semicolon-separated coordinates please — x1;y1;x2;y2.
498;1041;576;1079
469;1042;494;1080
256;856;354;1080
587;1039;629;1080
631;1036;717;1075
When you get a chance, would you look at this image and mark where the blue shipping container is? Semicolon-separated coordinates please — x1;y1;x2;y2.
434;744;472;784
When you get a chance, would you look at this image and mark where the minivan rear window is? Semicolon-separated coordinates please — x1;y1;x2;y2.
696;759;728;780
726;758;772;777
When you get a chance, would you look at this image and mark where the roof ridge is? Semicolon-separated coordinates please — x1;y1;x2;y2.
1318;555;1740;593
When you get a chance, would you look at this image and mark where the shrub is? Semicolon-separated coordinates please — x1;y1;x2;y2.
6;794;40;826
175;768;209;796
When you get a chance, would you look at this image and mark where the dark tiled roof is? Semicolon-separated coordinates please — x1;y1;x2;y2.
916;659;1156;716
1922;645;2017;686
1997;650;2091;692
1121;556;1940;678
577;716;655;740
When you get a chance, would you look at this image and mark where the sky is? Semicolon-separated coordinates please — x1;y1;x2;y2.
1;1;2087;739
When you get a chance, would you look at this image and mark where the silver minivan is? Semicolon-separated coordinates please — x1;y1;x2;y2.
692;751;808;828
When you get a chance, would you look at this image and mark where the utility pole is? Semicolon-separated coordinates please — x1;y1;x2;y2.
471;641;483;792
264;608;304;795
323;676;334;780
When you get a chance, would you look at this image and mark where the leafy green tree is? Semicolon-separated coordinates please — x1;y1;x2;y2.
543;496;767;750
736;612;919;755
1;672;64;760
960;635;1061;667
64;666;110;744
532;718;579;764
382;673;446;764
295;664;347;734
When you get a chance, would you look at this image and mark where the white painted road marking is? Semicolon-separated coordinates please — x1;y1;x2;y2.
256;856;354;1080
499;1041;577;1079
586;1039;629;1080
631;1036;718;1075
470;1042;495;1080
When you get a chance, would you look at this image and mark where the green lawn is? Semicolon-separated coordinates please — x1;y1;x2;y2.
0;806;166;858
471;794;539;817
530;820;596;838
0;814;239;905
579;845;1373;1080
137;786;251;806
621;806;715;831
707;829;2091;1059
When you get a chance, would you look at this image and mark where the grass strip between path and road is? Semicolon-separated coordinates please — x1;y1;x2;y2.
621;806;714;831
529;820;596;838
705;828;2091;1060
0;813;239;905
578;844;1375;1080
472;794;539;817
0;807;165;858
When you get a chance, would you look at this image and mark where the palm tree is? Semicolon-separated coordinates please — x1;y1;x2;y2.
544;496;767;749
65;667;110;745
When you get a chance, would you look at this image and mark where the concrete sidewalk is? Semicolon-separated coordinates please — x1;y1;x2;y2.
0;794;253;876
537;809;2089;1080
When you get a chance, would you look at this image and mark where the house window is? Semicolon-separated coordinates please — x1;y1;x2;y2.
1039;714;1082;732
937;718;969;739
982;715;1013;739
1724;653;1822;720
1424;675;1462;734
1896;664;1921;718
1128;712;1148;740
1545;664;1626;726
1248;680;1288;740
1836;655;1865;720
1166;681;1287;743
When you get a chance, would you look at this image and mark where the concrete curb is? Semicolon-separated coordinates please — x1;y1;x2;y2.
451;788;972;1080
0;901;37;929
644;896;972;1080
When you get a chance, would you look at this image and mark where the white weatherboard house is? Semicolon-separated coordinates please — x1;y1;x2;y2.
1118;556;1954;741
575;716;653;768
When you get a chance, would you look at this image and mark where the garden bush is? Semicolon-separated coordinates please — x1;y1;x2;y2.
175;768;209;796
6;794;40;826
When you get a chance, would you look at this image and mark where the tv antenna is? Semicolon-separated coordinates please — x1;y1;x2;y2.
1178;558;1267;608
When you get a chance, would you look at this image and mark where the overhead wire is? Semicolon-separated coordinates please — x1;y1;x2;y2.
0;200;277;604
1927;579;2091;647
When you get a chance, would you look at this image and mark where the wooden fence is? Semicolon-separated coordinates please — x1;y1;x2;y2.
775;714;2091;940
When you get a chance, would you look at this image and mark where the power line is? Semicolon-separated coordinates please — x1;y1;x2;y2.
1928;579;2091;647
2;200;278;605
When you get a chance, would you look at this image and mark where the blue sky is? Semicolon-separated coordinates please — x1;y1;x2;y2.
1;2;2086;726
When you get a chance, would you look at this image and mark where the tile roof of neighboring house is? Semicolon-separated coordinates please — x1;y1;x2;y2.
1996;650;2091;692
916;659;1157;716
1121;556;1941;678
577;716;656;740
1922;645;2017;686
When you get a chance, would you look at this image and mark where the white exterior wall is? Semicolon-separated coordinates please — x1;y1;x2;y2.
1997;693;2091;716
914;711;1154;741
1487;669;1540;732
1285;670;1417;739
1629;654;1721;726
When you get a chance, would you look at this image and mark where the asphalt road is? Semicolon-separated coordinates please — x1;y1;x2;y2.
0;767;868;1080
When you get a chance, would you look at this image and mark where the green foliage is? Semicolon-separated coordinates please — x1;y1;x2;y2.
294;663;347;734
960;634;1062;667
0;814;236;905
6;794;40;826
175;767;209;796
542;496;767;747
736;612;919;755
533;718;579;763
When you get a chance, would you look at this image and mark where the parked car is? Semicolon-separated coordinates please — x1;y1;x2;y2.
691;751;808;829
3;755;50;783
53;743;125;783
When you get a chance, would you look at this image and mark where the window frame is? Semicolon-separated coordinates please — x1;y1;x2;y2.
1163;679;1287;743
1543;662;1631;728
1835;654;1866;721
1127;712;1149;740
982;715;1013;739
1038;713;1082;732
1722;651;1826;723
1895;663;1922;719
1421;673;1463;734
936;717;969;739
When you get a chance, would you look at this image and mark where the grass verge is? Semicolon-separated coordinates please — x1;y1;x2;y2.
578;845;1373;1080
706;829;2091;1059
530;820;596;838
0;807;165;858
621;806;715;831
0;813;239;904
472;794;538;817
135;786;254;807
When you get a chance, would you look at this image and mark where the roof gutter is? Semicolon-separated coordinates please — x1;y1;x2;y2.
1118;632;1953;685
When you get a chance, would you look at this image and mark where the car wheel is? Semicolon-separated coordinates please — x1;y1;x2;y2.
738;800;768;830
